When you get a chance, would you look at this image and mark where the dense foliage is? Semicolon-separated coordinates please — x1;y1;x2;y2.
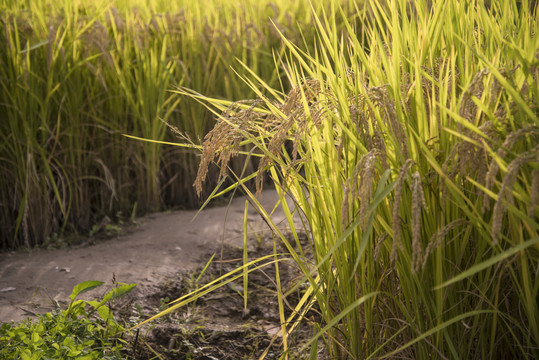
0;281;135;359
0;0;350;248
1;0;538;358
151;0;538;358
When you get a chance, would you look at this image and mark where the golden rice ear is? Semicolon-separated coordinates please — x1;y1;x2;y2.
484;125;539;212
411;171;426;273
391;159;413;264
195;79;328;197
341;177;352;230
492;145;538;246
341;157;363;229
359;150;378;229
440;119;503;208
373;233;389;263
367;85;409;160
416;57;460;132
194;100;265;196
421;219;467;271
82;20;113;67
458;68;489;122
341;148;384;231
348;94;388;169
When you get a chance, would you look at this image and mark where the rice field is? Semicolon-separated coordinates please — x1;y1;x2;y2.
145;0;538;358
1;0;538;358
0;0;349;248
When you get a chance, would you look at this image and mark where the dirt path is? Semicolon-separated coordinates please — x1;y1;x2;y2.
0;190;293;324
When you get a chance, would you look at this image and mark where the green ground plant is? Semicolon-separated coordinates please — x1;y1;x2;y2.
144;0;538;358
0;280;136;360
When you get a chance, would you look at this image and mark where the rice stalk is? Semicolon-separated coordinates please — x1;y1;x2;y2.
183;0;539;358
0;0;341;247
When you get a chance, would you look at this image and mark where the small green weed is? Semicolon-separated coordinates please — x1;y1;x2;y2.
0;280;136;360
159;297;170;311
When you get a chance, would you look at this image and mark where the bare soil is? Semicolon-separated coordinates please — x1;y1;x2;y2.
0;190;316;358
118;236;317;359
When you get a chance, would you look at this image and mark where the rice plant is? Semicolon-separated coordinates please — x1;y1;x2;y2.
184;0;538;358
0;0;341;248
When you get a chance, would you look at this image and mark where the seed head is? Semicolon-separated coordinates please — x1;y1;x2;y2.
492;146;538;245
374;233;388;263
359;150;378;229
484;125;538;212
391;159;413;264
421;219;467;271
411;171;426;273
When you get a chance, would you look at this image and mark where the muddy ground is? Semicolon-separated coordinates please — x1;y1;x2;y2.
0;190;321;359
